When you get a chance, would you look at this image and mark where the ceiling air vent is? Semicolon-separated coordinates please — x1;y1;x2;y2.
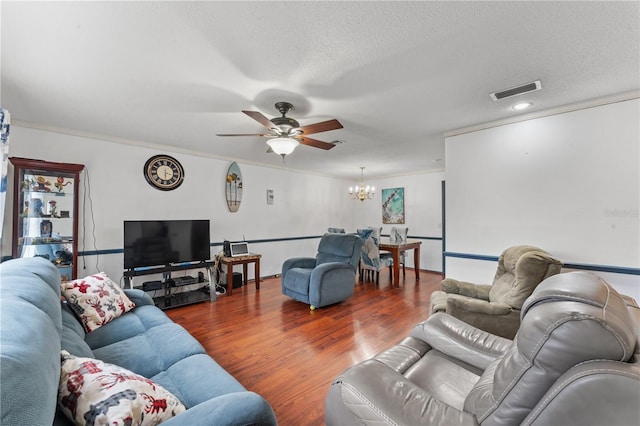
490;80;542;101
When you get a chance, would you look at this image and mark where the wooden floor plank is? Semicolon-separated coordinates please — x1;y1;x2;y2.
165;269;442;425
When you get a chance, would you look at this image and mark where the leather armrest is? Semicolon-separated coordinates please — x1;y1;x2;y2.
326;360;477;426
442;278;491;300
410;313;512;370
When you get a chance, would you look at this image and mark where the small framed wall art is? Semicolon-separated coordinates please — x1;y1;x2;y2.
382;187;405;224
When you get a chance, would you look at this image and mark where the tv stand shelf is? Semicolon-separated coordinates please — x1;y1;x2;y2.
124;261;216;310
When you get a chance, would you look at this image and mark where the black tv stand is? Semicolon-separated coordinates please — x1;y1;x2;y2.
123;261;216;310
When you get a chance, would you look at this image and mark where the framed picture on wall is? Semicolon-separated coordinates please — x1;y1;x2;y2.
382;187;405;224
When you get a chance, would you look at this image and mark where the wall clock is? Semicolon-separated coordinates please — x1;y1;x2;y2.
143;154;185;191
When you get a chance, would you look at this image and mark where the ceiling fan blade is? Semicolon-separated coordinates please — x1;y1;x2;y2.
298;136;336;150
242;110;278;131
216;133;272;137
299;119;343;135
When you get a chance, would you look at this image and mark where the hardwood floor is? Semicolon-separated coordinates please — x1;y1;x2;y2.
165;269;442;425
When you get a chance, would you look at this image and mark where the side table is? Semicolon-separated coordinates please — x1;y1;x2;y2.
219;253;261;296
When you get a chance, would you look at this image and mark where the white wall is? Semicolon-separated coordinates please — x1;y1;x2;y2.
1;125;444;286
444;98;640;299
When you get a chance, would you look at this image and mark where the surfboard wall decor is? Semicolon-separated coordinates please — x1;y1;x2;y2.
225;162;242;212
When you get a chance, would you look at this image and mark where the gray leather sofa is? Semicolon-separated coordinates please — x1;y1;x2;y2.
326;271;640;425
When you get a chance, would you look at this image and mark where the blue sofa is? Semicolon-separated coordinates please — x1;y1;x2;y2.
0;257;277;425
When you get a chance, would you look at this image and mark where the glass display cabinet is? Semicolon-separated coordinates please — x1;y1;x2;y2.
10;157;84;281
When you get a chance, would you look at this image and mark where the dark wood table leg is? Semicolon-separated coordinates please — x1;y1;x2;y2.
392;247;400;287
227;263;234;296
243;263;248;287
255;259;260;290
414;246;421;281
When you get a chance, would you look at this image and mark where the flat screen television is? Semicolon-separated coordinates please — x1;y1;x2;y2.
124;220;210;269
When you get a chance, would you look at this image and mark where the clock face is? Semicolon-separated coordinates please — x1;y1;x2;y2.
144;155;184;191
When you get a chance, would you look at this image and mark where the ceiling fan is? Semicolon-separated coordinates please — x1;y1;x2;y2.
216;102;343;157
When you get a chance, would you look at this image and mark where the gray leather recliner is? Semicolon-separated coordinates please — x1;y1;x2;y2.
326;271;640;425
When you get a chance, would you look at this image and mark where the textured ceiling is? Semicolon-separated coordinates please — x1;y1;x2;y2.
2;1;639;180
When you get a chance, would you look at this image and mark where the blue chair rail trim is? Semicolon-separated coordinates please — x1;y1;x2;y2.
562;262;640;276
78;236;325;257
444;251;640;276
444;251;499;262
383;234;443;241
78;235;444;257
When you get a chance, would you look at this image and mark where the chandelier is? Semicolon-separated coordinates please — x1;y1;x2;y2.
349;166;375;201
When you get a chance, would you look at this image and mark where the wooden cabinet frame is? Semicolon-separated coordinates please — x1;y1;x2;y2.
10;157;84;280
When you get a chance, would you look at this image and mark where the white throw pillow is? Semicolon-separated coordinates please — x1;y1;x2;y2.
61;272;136;332
58;350;185;425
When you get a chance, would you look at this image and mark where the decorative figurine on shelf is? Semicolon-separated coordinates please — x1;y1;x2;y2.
55;249;73;266
21;179;33;191
32;176;52;192
22;200;29;216
30;198;44;217
40;220;52;238
55;176;71;193
48;200;58;217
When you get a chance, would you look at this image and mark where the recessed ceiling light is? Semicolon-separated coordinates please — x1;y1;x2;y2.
513;102;533;111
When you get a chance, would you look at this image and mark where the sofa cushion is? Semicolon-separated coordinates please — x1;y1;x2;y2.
91;323;207;379
61;302;94;358
151;354;248;409
84;304;175;349
61;272;136;332
58;350;185;425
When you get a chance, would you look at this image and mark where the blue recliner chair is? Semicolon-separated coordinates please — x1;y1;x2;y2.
282;233;363;310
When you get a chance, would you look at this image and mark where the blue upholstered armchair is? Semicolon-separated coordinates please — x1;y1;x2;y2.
281;233;363;310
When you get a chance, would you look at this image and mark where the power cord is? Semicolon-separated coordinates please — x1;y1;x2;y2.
212;250;227;295
82;166;99;272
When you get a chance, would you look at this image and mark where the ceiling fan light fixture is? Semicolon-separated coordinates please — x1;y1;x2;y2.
267;137;299;156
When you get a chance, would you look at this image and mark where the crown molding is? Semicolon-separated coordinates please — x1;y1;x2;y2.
444;91;640;138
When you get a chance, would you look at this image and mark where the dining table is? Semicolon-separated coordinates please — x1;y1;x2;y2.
378;239;422;287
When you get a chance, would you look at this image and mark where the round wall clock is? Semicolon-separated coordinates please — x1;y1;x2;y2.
143;154;185;191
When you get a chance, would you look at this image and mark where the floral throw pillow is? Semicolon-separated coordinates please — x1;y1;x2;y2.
61;272;136;332
58;350;185;425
